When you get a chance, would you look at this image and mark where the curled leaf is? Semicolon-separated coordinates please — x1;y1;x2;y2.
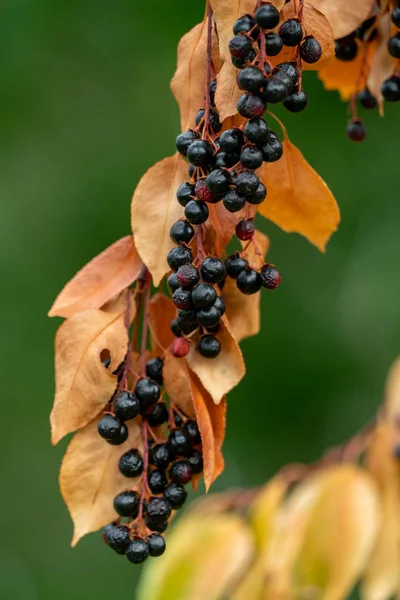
149;293;176;356
163;353;195;420
310;0;375;39
131;154;187;286
48;236;142;318
258;139;340;251
60;416;141;546
50;306;133;444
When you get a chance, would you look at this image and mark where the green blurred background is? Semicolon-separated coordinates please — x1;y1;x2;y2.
1;1;400;598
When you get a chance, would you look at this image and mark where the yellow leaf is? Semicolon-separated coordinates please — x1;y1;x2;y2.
250;477;287;551
131;154;188;286
60;416;141;546
258;139;340;251
50;307;132;444
137;513;254;600
48;236;142;318
310;0;375;39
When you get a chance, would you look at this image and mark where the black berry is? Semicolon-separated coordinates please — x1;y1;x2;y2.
198;334;221;358
237;66;266;92
214;296;226;316
144;517;168;533
173;287;194;310
200;257;226;283
167;245;193;271
147;533;166;557
184;420;201;446
192;282;217;308
195;108;222;133
147;496;172;522
335;38;358;62
113;490;140;517
229;34;253;59
145;357;164;385
236;170;260;196
98;414;126;443
168;428;192;457
388;33;400;58
176;130;198;156
223;189;246;212
237;267;262;294
245;118;269;145
188;450;204;474
114;391;140;421
148;469;167;494
247;182;267;205
206;169;231;194
106;525;130;554
176;264;200;289
167;272;179;294
215;151;240;168
254;3;280;29
164;482;188;509
147;402;168;427
126;538;149;564
275;62;298;87
176;309;198;334
184;200;209;225
300;36;322;63
187;140;213;166
265;33;283;56
119;449;144;477
261;131;283;162
219;128;244;153
233;14;257;36
392;7;400;28
237;94;266;118
346;120;366;142
283;90;308;112
260;264;281;289
225;253;249;278
240;145;264;169
176;182;195;207
236;219;255;241
169;459;193;484
150;444;172;469
279;19;303;46
196;305;221;327
263;77;290;103
170;219;195;244
381;76;400;102
358;88;377;110
135;377;161;407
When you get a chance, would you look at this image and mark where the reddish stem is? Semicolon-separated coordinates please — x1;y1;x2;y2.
140;275;151;375
202;1;213;141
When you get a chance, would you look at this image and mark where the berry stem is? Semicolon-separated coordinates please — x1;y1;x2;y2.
196;225;206;261
140;274;151;376
202;1;214;141
121;288;132;389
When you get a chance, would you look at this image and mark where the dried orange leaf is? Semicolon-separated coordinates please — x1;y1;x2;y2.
208;202;256;256
384;356;400;426
50;307;132;444
131;154;187;286
258;139;340;251
48;236;142;319
310;0;375;39
163;353;195;420
60;416;141;546
149;293;176;356
367;15;396;114
190;372;226;490
223;230;269;343
186;316;245;404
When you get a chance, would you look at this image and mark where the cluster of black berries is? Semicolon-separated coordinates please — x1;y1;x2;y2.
383;2;400;102
225;252;281;295
98;357;203;564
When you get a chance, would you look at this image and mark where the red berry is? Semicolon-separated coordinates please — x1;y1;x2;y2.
171;337;191;358
195;179;218;203
236;219;255;241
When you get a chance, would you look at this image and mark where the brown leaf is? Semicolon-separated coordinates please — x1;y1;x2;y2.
186;316;245;404
208;202;256;256
60;415;141;546
384;356;400;427
258;139;340;251
310;0;375;39
48;236;142;318
149;293;176;356
223;230;269;343
131;154;188;286
163;353;196;420
367;15;396;114
51;307;132;444
190;372;226;490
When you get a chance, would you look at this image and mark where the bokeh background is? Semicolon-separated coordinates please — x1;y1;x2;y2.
1;1;400;598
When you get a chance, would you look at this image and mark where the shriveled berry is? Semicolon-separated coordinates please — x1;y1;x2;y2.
255;3;280;29
206;168;231;194
169;459;193;484
214;296;226;316
219;128;244;153
247;181;267;205
167;272;179;294
236;170;260;196
195;179;217;203
184;200;209;224
169;428;192;457
171;337;191;358
167;245;193;271
184;420;201;446
381;76;400;101
233;14;257;35
223;189;246;212
150;444;172;469
148;469;167;494
147;533;166;557
198;334;221;358
200;257;226;284
346;120;366;142
275;61;298;86
106;525;130;554
98;414;125;443
392;7;400;27
114;391;140;421
237;93;266;118
176;182;195;207
114;490;140;517
261;131;283;162
236;219;255;241
335;38;358;61
195;108;222;133
176;130;198;156
196;305;221;327
283;90;308;112
261;263;281;289
265;33;283;56
240;145;263;169
225;253;249;278
126;538;149;564
245;118;269;145
300;36;322;63
215;151;239;168
188;450;204;474
237;66;266;92
147;402;168;427
164;482;188;509
119;449;144;477
176;264;200;289
147;496;172;522
173;287;193;310
192;282;217;309
237;267;262;294
279;19;303;46
229;34;253;59
358;88;377;109
170;219;195;244
187;140;213;166
263;77;290;103
135;377;160;407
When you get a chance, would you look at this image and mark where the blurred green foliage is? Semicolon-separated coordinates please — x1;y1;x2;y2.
1;1;400;598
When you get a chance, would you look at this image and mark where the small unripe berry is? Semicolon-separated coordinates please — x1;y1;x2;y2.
171;337;191;358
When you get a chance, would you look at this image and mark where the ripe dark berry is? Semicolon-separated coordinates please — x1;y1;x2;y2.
283;90;308;112
358;88;377;110
184;420;201;446
225;253;249;278
355;17;376;41
265;33;283;56
260;263;281;289
254;3;280;29
147;533;166;557
206;168;231;194
184;200;209;225
346;120;366;142
119;449;144;477
236;219;255;241
392;7;400;28
113;490;140;517
195;179;218;203
240;145;263;169
206;322;221;334
144;517;169;533
219;128;244;153
214;296;226;316
170;219;195;244
176;130;198;156
174;412;184;427
198;334;221;358
169;459;193;484
148;469;167;494
200;257;226;284
114;391;140;421
196;305;221;327
146;357;163;385
236;170;260;196
150;443;172;469
176;264;200;289
98;414;126;443
237;66;266;92
176;182;195;207
192;282;217;309
169;428;192;457
275;62;298;87
164;482;188;509
279;19;303;46
388;33;400;58
195;108;222;133
167;272;179;294
245;118;269;145
170;317;182;337
215;151;240;168
335;38;358;61
229;34;253;59
237;93;266;118
237;267;262;294
261;131;283;162
167;245;193;271
106;525;131;554
147;402;168;427
176;309;198;334
171;337;191;358
381;76;400;102
233;14;258;37
263;77;290;103
126;538;149;564
223;189;246;212
247;182;267;205
187;140;213;166
135;377;160;407
173;287;194;310
188;450;204;474
300;36;322;63
147;496;172;522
